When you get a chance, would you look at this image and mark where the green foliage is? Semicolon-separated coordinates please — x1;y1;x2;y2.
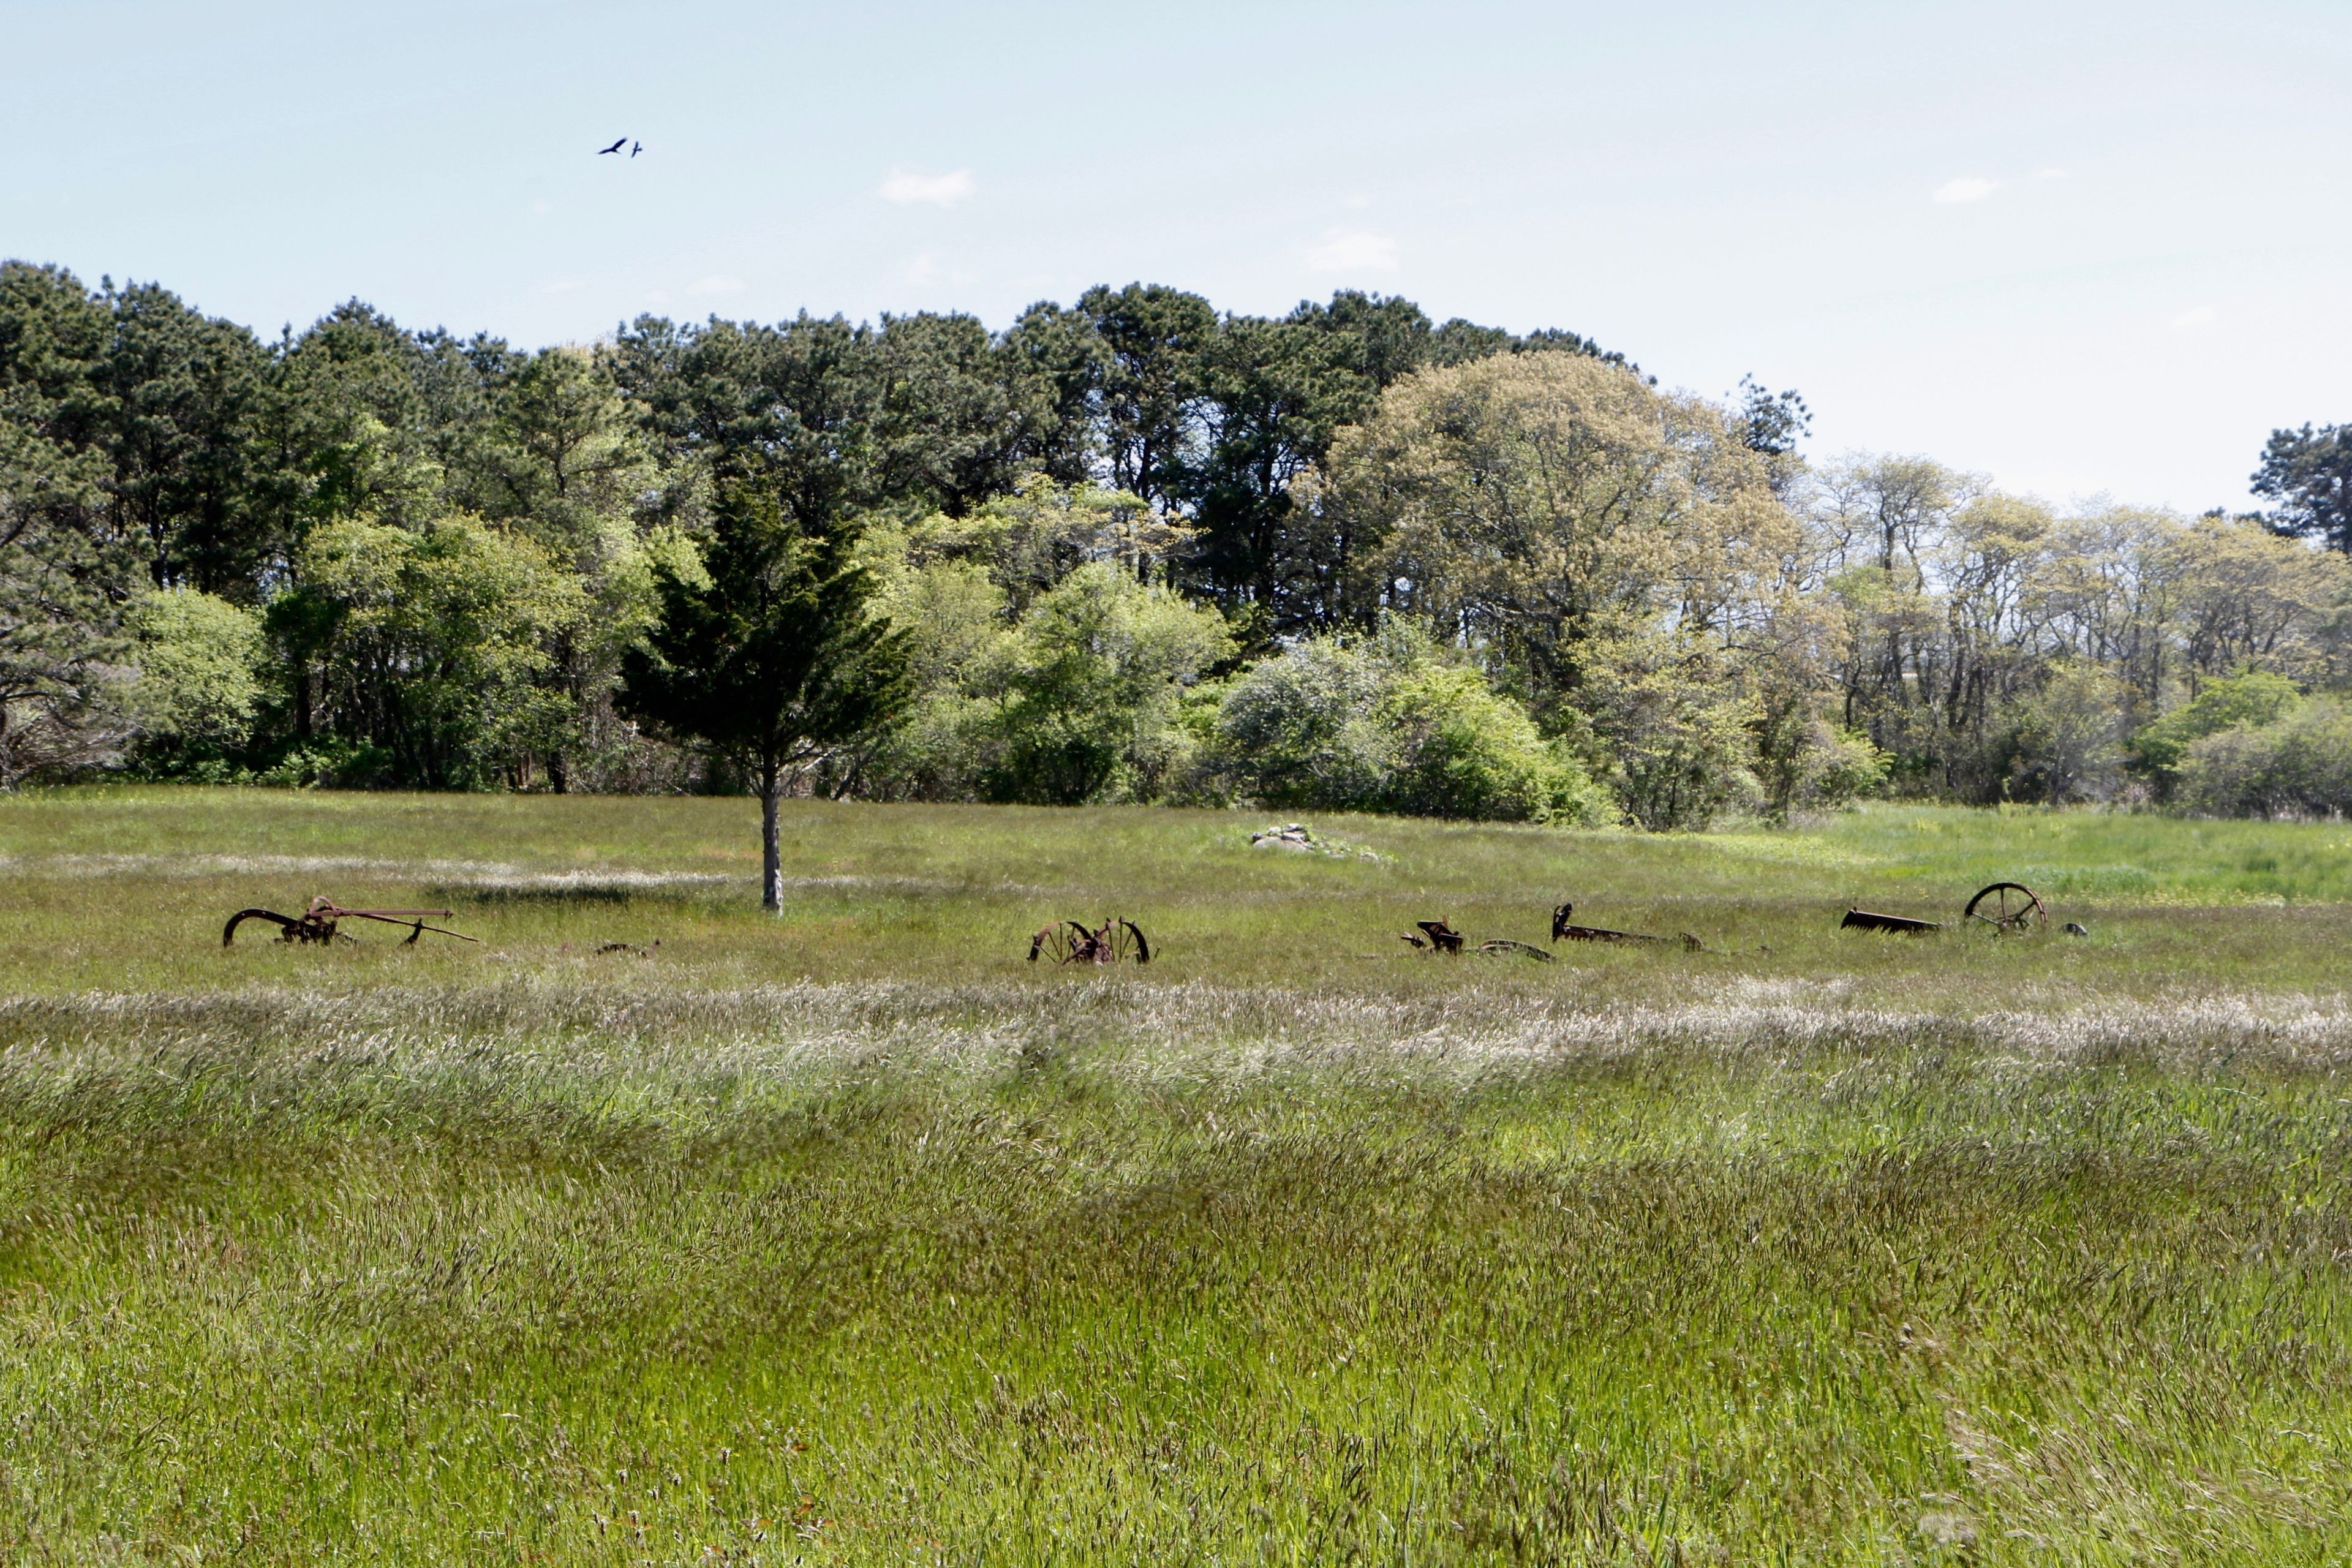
619;482;907;905
1210;628;1394;807
977;562;1233;805
1376;662;1608;823
1213;619;1609;823
285;515;580;788
1318;350;1821;829
124;586;265;758
2129;668;2304;784
24;254;2352;832
1581;636;1771;831
894;471;1190;614
0;263;140;783
2177;697;2352;818
2005;659;2128;804
858;479;1229;805
2252;421;2352;551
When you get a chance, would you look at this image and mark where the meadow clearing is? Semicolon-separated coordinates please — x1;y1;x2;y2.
0;788;2348;1564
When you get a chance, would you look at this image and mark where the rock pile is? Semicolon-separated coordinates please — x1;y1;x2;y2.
1248;823;1381;861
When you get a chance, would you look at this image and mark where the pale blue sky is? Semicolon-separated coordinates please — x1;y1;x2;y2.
5;1;2346;510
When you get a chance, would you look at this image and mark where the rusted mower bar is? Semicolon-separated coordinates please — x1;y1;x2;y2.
224;896;479;948
1841;908;1942;935
1551;903;1704;952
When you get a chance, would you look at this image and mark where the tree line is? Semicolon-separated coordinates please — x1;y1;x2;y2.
6;255;2351;831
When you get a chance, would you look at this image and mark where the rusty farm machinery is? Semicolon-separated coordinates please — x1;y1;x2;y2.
1841;881;2050;937
1392;881;2060;960
223;896;480;948
1399;905;1700;960
1028;917;1152;965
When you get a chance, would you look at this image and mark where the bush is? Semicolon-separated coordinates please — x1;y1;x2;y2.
282;516;581;789
1213;619;1611;824
124;588;267;768
2178;699;2352;818
2130;669;2304;791
2006;660;2128;804
859;558;1234;805
981;564;1233;804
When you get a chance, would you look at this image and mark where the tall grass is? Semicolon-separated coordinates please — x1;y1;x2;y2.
1;790;2346;1562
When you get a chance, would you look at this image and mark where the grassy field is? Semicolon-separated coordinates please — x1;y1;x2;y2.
1;788;2348;1563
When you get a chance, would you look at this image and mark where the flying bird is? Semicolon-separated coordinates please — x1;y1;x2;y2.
631;141;643;157
597;137;627;155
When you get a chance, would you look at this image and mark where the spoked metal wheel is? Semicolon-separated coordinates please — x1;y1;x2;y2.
1028;918;1152;965
1028;919;1093;963
1102;919;1150;965
1963;881;2048;933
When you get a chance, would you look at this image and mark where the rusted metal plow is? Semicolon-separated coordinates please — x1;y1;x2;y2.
1843;881;2048;936
1551;903;1705;953
1028;918;1151;965
224;895;480;948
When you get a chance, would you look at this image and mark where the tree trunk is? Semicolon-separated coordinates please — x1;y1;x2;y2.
761;760;783;913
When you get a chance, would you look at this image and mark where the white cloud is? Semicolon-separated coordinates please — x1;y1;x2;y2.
688;274;742;296
878;167;974;207
1934;176;1998;204
2171;304;2218;329
529;198;553;215
2034;167;2067;181
1303;230;1399;272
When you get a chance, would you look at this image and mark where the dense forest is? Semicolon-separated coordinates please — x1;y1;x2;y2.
6;257;2352;826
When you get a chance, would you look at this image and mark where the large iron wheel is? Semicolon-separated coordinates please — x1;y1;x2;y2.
1028;919;1091;963
1028;918;1151;965
1963;882;2047;933
1103;919;1150;965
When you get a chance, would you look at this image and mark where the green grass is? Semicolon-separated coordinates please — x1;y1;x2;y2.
1;790;2348;1563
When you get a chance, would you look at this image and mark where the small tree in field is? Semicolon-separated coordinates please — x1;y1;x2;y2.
620;484;905;910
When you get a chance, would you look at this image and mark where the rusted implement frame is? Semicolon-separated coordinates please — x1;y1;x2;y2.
1841;908;1942;935
224;896;478;948
1477;938;1555;962
1963;882;2048;933
1550;903;1703;952
1028;918;1151;965
1400;919;1466;954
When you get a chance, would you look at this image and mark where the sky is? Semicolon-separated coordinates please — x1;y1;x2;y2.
4;0;2347;512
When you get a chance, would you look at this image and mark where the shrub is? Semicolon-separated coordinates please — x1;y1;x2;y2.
124;588;267;766
859;557;1234;806
1376;663;1608;823
1213;619;1611;824
2130;669;2304;791
2007;660;2129;804
981;564;1234;804
2178;699;2352;818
